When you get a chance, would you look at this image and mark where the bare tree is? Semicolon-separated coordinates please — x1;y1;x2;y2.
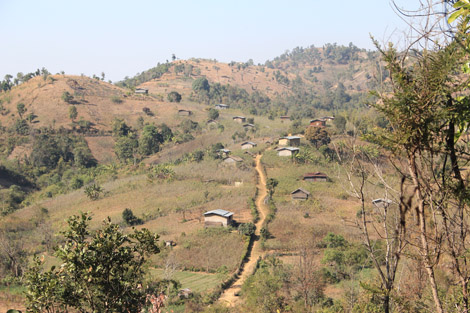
334;136;407;313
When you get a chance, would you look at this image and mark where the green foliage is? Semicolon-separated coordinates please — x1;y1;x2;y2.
112;118;132;137
159;123;174;142
61;91;73;104
115;136;138;162
167;91;182;102
16;103;26;118
110;95;123;104
84;183;103;200
24;213;160;312
305;127;331;148
266;178;279;198
122;208;143;226
13;119;29;135
208;108;219;120
320;233;370;283
30;132;95;171
333;115;347;133
238;222;256;236
192;77;210;92
242;257;288;313
138;124;163;156
116;62;171;88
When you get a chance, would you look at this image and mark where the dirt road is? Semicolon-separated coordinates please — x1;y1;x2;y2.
218;154;269;306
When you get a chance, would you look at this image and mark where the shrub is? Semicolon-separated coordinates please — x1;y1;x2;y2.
111;96;123;104
84;183;103;200
122;208;143;226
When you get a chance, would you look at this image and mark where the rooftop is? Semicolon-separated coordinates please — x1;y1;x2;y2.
276;147;300;151
281;136;301;140
203;209;234;217
304;172;328;177
291;188;311;195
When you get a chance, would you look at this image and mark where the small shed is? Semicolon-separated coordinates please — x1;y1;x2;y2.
241;141;257;150
135;88;148;95
291;188;310;200
207;119;218;125
204;209;234;227
277;147;300;157
178;109;192;116
309;119;326;127
322;116;335;121
215;104;229;109
372;198;392;208
232;116;246;123
279;136;301;147
243;123;255;129
223;156;243;164
218;148;231;158
303;172;328;182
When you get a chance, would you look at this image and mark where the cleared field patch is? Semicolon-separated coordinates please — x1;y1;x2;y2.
149;268;224;293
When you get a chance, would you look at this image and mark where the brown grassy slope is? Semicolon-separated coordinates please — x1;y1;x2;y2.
0;75;206;132
137;55;376;100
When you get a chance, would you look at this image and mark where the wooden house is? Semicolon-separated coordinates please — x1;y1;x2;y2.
215;104;229;109
291;188;310;200
241;141;257;149
204;209;234;227
178;109;192;116
309;119;326;127
223;156;243;164
303;172;328;182
279;136;301;147
372;198;392;208
135;88;148;95
232;116;246;123
276;147;300;157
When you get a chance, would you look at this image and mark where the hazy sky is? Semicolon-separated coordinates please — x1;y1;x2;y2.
1;0;416;82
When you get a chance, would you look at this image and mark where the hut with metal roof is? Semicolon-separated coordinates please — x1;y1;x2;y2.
203;209;234;227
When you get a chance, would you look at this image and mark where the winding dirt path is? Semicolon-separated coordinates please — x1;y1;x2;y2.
218;154;269;307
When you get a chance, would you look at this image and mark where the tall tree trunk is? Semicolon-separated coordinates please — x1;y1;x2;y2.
409;154;443;313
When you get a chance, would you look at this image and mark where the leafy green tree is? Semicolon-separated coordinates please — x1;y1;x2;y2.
112;118;131;137
192;77;210;92
167;91;182;102
16;103;26;118
115;135;138;163
159;123;173;142
333;115;346;133
138;124;162;156
24;213;160;313
208;108;219;120
305;126;330;148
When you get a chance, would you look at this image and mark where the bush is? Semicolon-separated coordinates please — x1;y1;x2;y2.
61;91;74;104
238;223;256;236
111;96;123;104
122;208;143;226
167;91;182;103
